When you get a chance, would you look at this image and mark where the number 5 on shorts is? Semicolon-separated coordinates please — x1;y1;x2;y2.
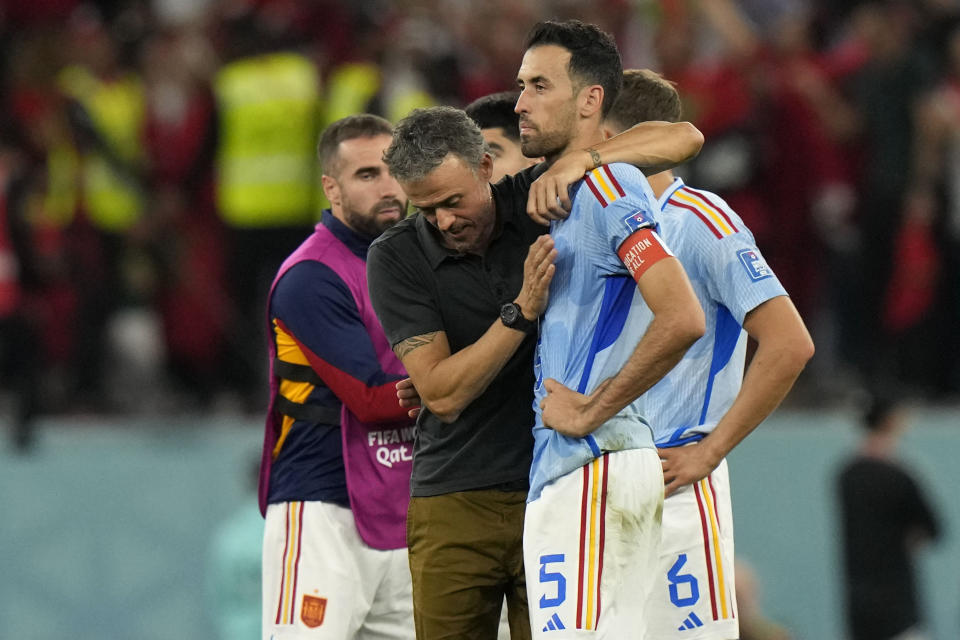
538;554;566;608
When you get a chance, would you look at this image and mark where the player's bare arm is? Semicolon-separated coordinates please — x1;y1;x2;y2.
541;255;704;437
658;295;814;496
394;235;557;423
527;121;704;223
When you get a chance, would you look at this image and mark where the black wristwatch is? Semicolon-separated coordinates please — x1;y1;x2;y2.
500;302;537;334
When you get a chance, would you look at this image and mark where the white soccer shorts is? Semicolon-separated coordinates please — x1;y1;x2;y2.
524;448;664;638
646;459;738;640
262;501;414;640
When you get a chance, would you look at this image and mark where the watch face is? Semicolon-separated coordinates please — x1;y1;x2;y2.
502;303;520;325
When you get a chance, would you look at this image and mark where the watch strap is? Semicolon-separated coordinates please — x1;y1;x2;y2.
502;302;537;334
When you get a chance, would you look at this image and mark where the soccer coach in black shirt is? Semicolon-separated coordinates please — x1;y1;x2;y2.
368;105;702;639
368;106;553;640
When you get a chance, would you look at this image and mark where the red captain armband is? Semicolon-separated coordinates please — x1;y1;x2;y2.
617;228;673;282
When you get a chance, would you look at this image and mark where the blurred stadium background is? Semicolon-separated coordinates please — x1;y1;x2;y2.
1;0;959;638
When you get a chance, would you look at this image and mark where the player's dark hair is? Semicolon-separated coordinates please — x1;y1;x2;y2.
318;113;394;176
607;69;682;133
385;106;486;183
465;91;522;142
523;19;623;118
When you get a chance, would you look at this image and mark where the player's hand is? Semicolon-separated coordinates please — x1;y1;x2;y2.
657;443;721;497
516;235;557;319
396;377;421;419
540;378;601;438
526;150;592;224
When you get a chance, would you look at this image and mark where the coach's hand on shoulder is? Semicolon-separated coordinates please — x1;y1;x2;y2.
657;442;722;497
527;150;593;224
516;235;557;319
540;378;602;438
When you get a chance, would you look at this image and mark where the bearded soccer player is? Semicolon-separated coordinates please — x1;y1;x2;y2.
514;21;705;639
260;114;416;640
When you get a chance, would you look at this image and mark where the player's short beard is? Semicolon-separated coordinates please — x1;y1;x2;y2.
520;104;578;159
345;198;405;237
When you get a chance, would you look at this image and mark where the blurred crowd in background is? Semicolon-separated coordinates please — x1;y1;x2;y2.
2;0;960;442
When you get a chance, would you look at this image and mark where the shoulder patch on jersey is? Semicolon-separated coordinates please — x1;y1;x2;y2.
622;208;654;234
737;248;773;281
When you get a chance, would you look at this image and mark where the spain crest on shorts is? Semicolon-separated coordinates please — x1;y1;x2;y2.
301;595;327;628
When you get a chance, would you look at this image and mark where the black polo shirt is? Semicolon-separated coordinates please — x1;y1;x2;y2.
367;164;547;497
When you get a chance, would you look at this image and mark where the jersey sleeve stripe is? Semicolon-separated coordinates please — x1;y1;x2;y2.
584;174;609;207
667;197;724;238
591;168;619;204
601;164;626;197
672;190;735;235
683;187;739;233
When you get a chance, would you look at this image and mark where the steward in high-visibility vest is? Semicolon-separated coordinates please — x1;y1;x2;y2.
323;60;436;126
58;65;146;233
213;52;321;228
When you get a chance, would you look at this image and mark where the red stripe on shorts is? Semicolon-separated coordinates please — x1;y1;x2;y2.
694;482;719;620
708;474;722;533
289;502;305;623
275;503;291;624
577;464;590;627
594;454;609;626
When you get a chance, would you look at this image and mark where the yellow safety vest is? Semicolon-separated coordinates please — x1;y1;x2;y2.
323;61;435;125
214;52;320;228
323;62;381;126
59;66;145;232
40;143;80;228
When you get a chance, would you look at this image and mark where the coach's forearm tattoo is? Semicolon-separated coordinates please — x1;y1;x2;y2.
394;332;439;360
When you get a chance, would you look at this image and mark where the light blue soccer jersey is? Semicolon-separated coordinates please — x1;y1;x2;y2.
530;163;664;502
644;177;787;447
